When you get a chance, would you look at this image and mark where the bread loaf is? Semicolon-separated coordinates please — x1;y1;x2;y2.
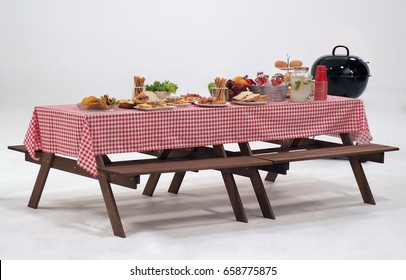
274;60;288;68
289;60;303;68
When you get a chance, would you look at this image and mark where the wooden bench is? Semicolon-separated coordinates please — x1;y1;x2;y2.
255;143;398;163
96;150;277;226
8;145;140;189
97;141;398;210
97;155;272;176
8;144;277;237
9;140;399;238
255;142;399;206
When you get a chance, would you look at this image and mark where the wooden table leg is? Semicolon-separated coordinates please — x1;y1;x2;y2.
265;139;298;182
340;134;376;204
239;143;275;219
143;150;172;196
28;152;55;209
168;172;186;194
213;145;248;223
96;156;126;238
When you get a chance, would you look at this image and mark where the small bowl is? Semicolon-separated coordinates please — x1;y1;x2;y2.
155;91;171;99
249;85;265;94
264;84;289;102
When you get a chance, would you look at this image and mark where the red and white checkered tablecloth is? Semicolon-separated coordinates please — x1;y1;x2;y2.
23;96;372;176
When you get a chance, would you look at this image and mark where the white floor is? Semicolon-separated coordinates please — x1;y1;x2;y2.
1;88;405;260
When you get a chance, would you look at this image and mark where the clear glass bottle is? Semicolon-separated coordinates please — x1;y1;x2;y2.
290;67;313;102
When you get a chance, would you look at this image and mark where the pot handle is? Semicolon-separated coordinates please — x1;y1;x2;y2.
332;45;349;56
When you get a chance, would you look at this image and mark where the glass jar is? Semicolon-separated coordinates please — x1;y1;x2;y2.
290;67;313;102
134;86;145;98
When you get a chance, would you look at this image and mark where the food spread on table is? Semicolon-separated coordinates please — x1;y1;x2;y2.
232;91;269;103
181;93;200;103
78;59;316;111
118;99;135;109
133;92;169;109
165;95;189;106
197;96;227;106
136;102;169;110
79;94;119;110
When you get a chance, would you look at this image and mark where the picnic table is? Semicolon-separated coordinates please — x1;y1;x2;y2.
9;96;398;237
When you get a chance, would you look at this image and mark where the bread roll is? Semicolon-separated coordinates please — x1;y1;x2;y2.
119;100;135;109
284;72;291;82
274;60;288;68
289;60;303;68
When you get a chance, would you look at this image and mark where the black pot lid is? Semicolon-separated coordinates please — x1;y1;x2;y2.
312;45;370;78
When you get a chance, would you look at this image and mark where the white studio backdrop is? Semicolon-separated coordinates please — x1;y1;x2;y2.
1;0;405;105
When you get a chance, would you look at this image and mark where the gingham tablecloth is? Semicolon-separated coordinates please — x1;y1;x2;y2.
23;96;372;176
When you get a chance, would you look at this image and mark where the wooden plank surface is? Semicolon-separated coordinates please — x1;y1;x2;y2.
256;144;398;164
99;156;271;176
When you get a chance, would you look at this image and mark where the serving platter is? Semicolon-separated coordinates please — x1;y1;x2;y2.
195;103;229;108
136;106;174;111
232;101;268;106
166;103;192;107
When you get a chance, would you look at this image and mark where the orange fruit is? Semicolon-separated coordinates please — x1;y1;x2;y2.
232;76;243;83
238;79;249;86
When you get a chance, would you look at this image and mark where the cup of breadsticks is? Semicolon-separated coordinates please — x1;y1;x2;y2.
209;77;230;102
133;75;145;98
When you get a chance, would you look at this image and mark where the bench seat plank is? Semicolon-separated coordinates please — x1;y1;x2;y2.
8;145;27;153
99;156;271;176
255;144;398;164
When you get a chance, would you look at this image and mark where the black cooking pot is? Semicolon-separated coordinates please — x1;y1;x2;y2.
311;45;370;98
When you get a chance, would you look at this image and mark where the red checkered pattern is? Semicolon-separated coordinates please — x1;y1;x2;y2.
24;96;372;176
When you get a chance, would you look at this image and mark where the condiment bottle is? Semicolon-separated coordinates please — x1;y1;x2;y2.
313;65;328;101
290;67;313;102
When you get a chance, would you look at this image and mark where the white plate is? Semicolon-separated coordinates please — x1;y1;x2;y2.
196;102;229;108
136;106;174;111
232;101;268;106
166;103;191;107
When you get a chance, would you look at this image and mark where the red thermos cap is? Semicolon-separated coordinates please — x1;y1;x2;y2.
315;65;327;81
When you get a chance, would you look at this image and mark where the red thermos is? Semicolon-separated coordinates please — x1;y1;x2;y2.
314;65;328;100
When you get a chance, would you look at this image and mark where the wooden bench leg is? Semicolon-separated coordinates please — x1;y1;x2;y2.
248;167;275;219
221;171;248;222
214;145;248;223
142;150;172;196
239;143;275;219
348;159;375;204
168;172;186;194
264;172;279;182
143;173;161;196
96;156;126;238
340;134;375;205
28;152;54;209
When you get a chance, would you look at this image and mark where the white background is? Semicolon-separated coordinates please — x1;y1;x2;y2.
1;0;406;105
